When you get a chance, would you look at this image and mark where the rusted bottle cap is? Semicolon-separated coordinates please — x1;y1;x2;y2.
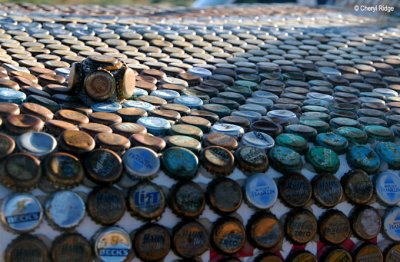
84;148;123;185
200;146;235;176
247;212;283;250
55;109;89;125
89;111;122;125
235;146;268;174
0;152;41;191
0;102;20;117
129;133;166;152
0;193;43;233
5;234;49;262
318;210;350;245
312;174;343;208
78;122;112;137
127;180;166;221
172;220;209;259
207;177;242;214
134;223;171;262
44;152;84;189
179;115;211;133
5;114;44;134
278;173;312;208
211;216;245;255
20;102;54;121
203;133;238;151
51;233;92;262
254;253;284;262
289;251;317;262
59;130;95;154
351;206;381;241
341;169;373;205
93;226;132;262
0;133;15;159
117;107;147;122
169;181;205;218
285;208;317;245
165;135;202;154
94;132;131;154
353;244;383;262
87;186;126;225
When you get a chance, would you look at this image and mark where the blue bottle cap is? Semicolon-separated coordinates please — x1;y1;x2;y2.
162;147;199;180
347;145;381;174
231;110;262;122
0;193;43;233
211;123;244;138
246;97;273;109
306;92;334;102
17;132;57;158
241;131;275;150
132;88;148;98
245;173;278;209
137;116;171;136
315;132;349;154
150;90;180;102
188;67;212;78
384;207;400;241
123;147;160;179
123;100;155;111
303;99;330;107
45;190;85;230
0;88;26;104
376;171;400;205
375;142;400;169
267;110;298;125
174;95;203;109
91;102;122;113
239;103;267;115
252;90;279;102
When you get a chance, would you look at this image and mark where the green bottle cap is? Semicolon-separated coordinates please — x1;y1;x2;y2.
334;126;368;144
269;146;303;174
306;146;340;174
315;133;349;154
162;147;199;180
275;133;309;154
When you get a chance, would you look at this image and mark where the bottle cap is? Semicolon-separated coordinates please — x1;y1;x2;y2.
319;210;350;245
162;147;199;180
384;207;400;241
59;130;95;154
51;233;92;262
278;173;312;208
129;133;166;152
211;217;246;255
244;173;278;209
5;114;44;134
0;152;41;191
78;122;112;137
385;244;400;262
275;133;308;154
137;116;171;136
94;133;131;154
84;148;123;185
330;117;360;129
93;226;132;262
365;125;395;142
0;102;20;117
0;88;26;104
0;133;15;159
235;146;269;173
269;146;303;174
117;107;147;122
123;147;160;179
45;190;85;230
312;174;343;208
170;181;205;218
172;220;209;259
315;133;348;154
190;109;220;123
21;102;54;121
44;152;84;188
203;133;238;151
179;116;211;133
0;193;43;233
375;142;400;169
200;146;235;176
174;95;203;109
254;253;284;262
127;180;166;221
17;131;57;158
353;244;383;262
91;102;122;113
170;124;203;141
290;251;317;262
341;169;373;205
323;249;352;262
5;234;49;262
55;109;89;125
165;135;201;154
347;145;381;174
151;90;180;102
134;223;170;261
87;186;126;225
247;212;283;250
306;146;340;174
375;171;400;205
123;100;155;111
241;131;275;151
285;208;317;245
351;206;381;241
207;177;242;214
285;124;318;141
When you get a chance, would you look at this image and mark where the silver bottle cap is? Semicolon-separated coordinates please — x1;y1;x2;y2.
0;193;43;233
93;226;132;262
45;190;85;230
16;132;57;158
